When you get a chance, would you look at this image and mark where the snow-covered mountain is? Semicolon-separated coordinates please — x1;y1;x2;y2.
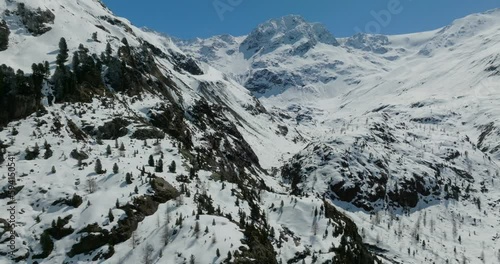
0;1;383;264
176;15;398;98
2;0;500;263
178;10;500;264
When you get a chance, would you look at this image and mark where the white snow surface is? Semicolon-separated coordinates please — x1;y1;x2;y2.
1;1;500;263
178;9;500;264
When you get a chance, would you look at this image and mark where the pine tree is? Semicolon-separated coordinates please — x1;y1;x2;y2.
156;159;163;172
105;42;112;58
119;142;125;151
134;186;139;194
44;61;50;77
56;37;69;67
190;255;195;264
92;32;98;42
113;163;119;174
44;145;53;159
51;166;56;174
95;159;103;174
189;167;196;179
0;149;4;164
126;173;133;184
178;213;183;227
106;145;112;156
72;51;80;74
108;208;114;222
148;155;154;167
216;248;220;258
194;221;200;237
169;160;176;173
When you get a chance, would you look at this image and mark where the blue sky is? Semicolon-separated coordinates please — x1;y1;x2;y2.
102;0;500;39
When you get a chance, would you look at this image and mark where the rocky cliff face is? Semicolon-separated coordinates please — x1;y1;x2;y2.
14;3;55;36
240;15;339;57
0;1;382;263
0;19;9;51
344;33;391;54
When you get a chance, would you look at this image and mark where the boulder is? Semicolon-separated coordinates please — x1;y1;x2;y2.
97;118;129;139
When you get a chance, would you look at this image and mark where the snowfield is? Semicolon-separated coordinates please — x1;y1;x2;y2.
1;0;500;263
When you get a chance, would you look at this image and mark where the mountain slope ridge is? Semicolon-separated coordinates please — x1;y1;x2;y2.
179;8;500;264
0;1;384;263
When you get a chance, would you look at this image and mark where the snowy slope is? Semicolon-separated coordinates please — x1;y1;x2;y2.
0;1;382;264
179;9;500;264
3;0;500;263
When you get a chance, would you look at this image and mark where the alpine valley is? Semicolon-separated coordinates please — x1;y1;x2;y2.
0;1;499;264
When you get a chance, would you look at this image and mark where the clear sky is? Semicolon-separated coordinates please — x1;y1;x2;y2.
102;0;500;39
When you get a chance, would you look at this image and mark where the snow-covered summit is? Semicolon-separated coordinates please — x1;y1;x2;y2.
240;15;339;57
178;8;500;263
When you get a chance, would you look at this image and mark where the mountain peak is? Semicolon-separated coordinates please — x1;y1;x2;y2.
240;14;338;56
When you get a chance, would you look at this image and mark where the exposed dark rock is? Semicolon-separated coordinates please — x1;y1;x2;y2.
149;104;193;150
235;224;278;264
281;161;302;195
449;166;474;182
70;149;89;160
243;98;268;116
46;215;74;240
171;52;203;75
324;201;381;264
277;125;288;136
69;181;179;258
331;181;361;203
345;33;390;54
150;177;179;203
16;3;55;36
0;93;39;128
0;20;9;51
477;122;495;152
67;119;88;141
0;186;23;199
410;117;443;124
51;194;83;208
188;99;261;176
97;118;130;139
280;142;445;211
99;16;135;35
32;231;54;259
388;180;419;208
68;230;108;257
370;123;397;143
130;128;165;140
